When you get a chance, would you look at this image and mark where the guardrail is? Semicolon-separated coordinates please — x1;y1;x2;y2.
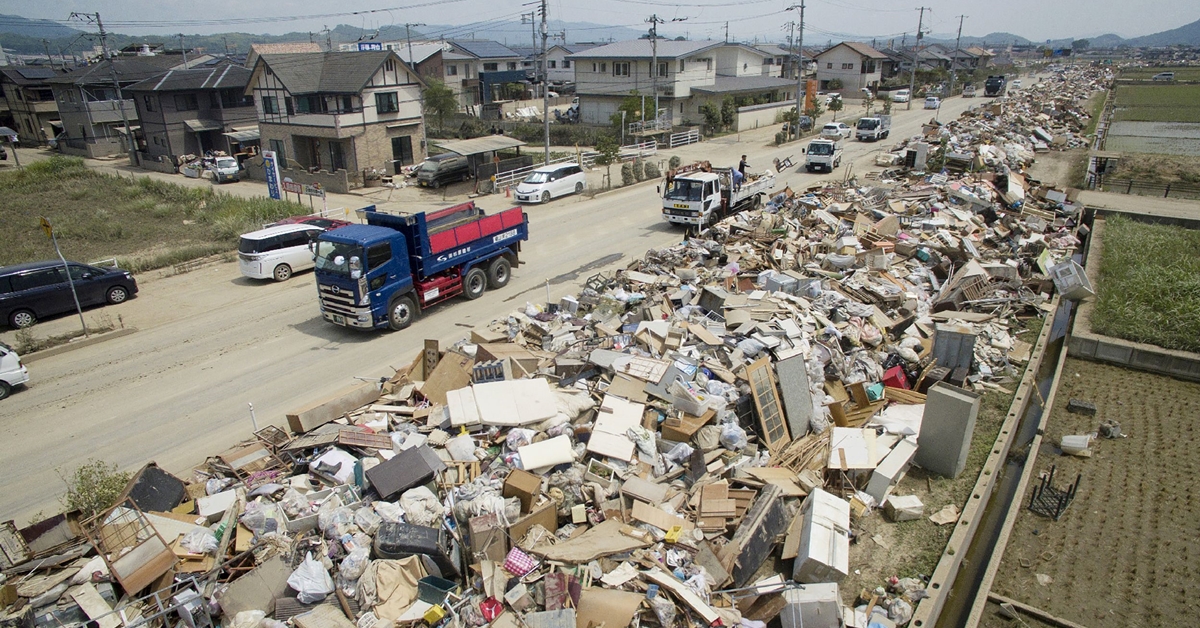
1098;177;1200;200
667;129;701;148
628;117;673;134
618;141;657;161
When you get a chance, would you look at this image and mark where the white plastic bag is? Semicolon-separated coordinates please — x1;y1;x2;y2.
287;552;335;604
399;486;444;527
231;611;265;628
180;527;219;555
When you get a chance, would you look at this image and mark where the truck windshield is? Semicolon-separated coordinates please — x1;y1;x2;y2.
664;180;703;201
216;157;237;169
523;172;550;184
315;240;361;276
808;143;833;156
857;119;878;130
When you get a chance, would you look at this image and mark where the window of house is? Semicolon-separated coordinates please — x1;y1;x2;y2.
447;64;458;76
548;60;556;68
563;59;571;68
826;62;833;69
174;94;198;110
376;92;399;113
705;58;712;71
507;62;517;70
269;138;286;161
143;95;154;112
613;62;629;76
35;89;53;100
221;90;253;108
295;95;326;114
842;62;854;70
385;59;396;72
679;60;685;71
601;62;607;73
483;62;498;71
658;61;668;77
285;97;295;116
262;95;279;114
342;95;353;112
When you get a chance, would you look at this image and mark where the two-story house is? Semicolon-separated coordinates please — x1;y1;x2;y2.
49;55;184;158
813;41;885;97
447;40;524;107
569;40;796;129
247;50;426;186
126;60;257;169
0;66;67;146
546;44;594;86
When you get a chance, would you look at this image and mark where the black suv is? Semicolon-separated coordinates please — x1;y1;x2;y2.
0;261;138;328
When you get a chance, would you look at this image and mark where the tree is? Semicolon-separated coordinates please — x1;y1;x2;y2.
699;103;721;135
828;95;843;121
827;78;844;90
422;79;458;131
610;91;645;130
594;134;620;188
1071;39;1089;51
720;96;736;130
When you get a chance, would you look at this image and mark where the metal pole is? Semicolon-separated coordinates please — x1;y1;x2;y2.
649;15;660;124
950;15;966;97
907;7;926;111
84;13;137;163
248;403;259;431
9;138;21;170
42;217;88;338
541;0;549;165
788;2;805;140
179;34;188;67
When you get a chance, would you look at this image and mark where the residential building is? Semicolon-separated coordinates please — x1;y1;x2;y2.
48;54;184;158
569;40;796;128
813;41;885;96
447;40;523;106
546;44;594;85
126;60;257;166
247;50;425;185
246;43;322;70
0;66;67;145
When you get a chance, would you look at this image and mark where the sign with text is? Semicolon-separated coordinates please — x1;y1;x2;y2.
262;150;282;200
358;42;383;51
282;180;326;197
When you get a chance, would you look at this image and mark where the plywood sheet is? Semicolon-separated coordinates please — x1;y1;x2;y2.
630;501;694;532
69;583;119;628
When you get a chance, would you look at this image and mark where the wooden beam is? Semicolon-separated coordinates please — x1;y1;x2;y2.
986;593;1091;628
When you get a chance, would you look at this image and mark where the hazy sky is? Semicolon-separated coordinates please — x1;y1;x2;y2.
9;0;1198;44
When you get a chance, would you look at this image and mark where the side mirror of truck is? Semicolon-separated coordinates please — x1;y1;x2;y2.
657;185;661;194
801;148;806;154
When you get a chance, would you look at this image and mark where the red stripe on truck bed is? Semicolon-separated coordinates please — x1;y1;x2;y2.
427;206;524;255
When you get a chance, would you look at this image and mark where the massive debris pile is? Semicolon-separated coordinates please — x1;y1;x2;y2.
0;66;1107;628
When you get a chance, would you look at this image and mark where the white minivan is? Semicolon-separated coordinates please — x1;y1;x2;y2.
515;163;587;203
238;224;324;281
0;341;29;400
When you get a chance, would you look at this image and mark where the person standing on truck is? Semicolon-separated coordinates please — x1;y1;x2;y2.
738;155;749;177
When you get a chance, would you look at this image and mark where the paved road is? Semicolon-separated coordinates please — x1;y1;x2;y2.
0;95;982;525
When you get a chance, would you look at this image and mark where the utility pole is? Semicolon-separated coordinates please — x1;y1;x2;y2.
906;7;927;110
325;26;332;52
223;36;229;55
723;21;729;44
648;14;663;125
42;38;55;68
522;12;536;48
540;0;549;164
787;1;805;140
404;23;425;68
949;15;967;97
178;34;188;67
71;12;136;163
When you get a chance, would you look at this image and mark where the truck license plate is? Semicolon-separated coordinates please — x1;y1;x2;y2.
332;314;345;325
673;203;689;209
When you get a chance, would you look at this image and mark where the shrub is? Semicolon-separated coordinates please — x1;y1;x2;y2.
632;159;645;182
669;155;681;169
60;459;130;518
644;160;661;179
621;162;635;186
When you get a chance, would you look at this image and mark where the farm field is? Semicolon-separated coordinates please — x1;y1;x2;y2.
1112;84;1200;123
1119;66;1200;81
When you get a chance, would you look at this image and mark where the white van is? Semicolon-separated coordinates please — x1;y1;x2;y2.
210;156;241;183
514;163;587;203
238;224;324;281
0;341;29;400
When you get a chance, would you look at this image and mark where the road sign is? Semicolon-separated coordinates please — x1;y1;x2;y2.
39;216;52;239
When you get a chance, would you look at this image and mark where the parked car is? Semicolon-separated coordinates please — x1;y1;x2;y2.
820;122;852;139
272;215;354;230
1010;79;1022;89
0;341;28;400
1152;72;1175;81
416;153;472;188
209;156;241;183
924;96;941;109
238;224;325;282
515;163;587;203
783;115;814;134
0;261;137;329
891;89;911;103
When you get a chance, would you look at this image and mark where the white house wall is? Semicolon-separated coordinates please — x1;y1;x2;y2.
715;48;767;77
814;46;881;95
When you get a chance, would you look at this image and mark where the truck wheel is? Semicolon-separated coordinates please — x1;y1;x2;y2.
388;294;417;330
487;257;511;289
463;268;487;300
273;264;292;282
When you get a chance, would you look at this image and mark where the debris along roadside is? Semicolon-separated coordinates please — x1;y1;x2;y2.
0;66;1104;628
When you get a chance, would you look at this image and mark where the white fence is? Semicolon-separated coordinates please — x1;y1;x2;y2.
628;116;673;135
667;129;701;148
493;153;599;191
619;141;658;162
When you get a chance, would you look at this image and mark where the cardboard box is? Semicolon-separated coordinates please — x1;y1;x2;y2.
503;469;542;514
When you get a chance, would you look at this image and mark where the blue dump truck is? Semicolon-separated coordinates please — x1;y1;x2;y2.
314;203;529;331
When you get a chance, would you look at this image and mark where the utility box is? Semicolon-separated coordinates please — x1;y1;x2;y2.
793;489;850;584
915;382;982;478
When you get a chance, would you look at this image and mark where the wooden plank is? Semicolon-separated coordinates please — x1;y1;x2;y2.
643;568;722;625
986;593;1091;628
286;383;380;434
337;428;393;450
620;476;668;504
69;583;120;628
630;501;694;532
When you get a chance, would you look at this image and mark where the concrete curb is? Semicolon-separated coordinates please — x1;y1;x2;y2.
23;327;139;363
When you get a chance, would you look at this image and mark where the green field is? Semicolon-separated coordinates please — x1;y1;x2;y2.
1112;84;1200;123
0;157;306;271
1092;215;1200;353
1119;67;1200;81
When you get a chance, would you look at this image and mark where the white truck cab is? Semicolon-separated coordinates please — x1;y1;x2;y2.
804;139;843;172
210;156;241;184
661;163;774;227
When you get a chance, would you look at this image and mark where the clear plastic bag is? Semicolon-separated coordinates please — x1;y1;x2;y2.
353;506;382;536
720;422;748;451
180;527;219;555
287;552;334;604
231;610;265;628
280;488;310;518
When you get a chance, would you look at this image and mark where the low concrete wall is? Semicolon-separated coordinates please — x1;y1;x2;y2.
1067;215;1200;382
735;101;791;132
244;159;352;194
135;152;179;174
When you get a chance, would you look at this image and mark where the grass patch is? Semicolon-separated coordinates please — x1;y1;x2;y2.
1119;67;1200;81
1083;91;1105;137
12;311;121;353
1092;215;1200;352
0;157;307;270
1112;84;1200;123
1106;152;1200;185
